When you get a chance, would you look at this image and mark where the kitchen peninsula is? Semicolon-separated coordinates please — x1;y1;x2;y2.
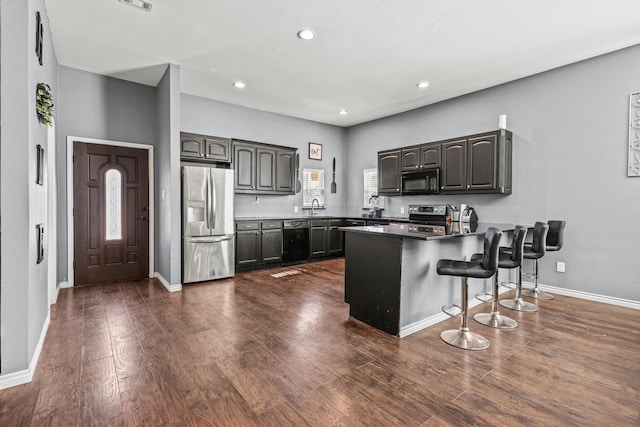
342;222;515;337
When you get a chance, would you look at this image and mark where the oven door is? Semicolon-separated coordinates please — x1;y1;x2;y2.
401;169;440;195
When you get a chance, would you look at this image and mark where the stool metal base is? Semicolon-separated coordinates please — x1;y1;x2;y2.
499;298;539;312
474;312;518;329
522;288;554;300
440;328;490;350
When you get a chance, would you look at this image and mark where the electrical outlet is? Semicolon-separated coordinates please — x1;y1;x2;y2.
400;206;405;214
294;206;299;213
556;261;565;273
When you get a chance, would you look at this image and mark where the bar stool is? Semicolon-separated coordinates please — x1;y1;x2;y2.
436;227;502;350
471;226;528;328
522;220;566;300
500;222;548;312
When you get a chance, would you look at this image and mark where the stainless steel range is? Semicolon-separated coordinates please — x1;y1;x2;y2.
408;204;453;224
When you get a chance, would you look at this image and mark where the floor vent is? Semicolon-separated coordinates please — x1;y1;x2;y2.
270;270;302;278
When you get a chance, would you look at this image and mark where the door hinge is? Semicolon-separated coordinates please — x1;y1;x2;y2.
73;260;76;269
72;155;75;163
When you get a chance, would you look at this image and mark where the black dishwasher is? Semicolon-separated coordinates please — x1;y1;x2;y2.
282;220;310;264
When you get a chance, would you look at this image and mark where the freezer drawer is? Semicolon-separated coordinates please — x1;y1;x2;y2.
183;235;235;283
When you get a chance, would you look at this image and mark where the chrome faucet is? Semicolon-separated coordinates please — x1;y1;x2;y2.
310;198;320;216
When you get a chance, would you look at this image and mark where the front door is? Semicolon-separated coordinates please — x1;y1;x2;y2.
73;142;149;285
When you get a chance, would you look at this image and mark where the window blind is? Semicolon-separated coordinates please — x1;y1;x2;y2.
303;169;325;207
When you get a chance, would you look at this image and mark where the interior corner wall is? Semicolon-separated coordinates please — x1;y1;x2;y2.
345;44;640;301
155;64;181;286
55;67;157;284
180;94;347;218
0;0;58;374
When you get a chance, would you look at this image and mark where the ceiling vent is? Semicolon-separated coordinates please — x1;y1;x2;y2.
118;0;153;11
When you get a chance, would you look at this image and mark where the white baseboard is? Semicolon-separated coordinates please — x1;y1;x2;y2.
399;286;510;337
526;281;640;310
154;272;182;292
0;309;50;390
59;281;71;289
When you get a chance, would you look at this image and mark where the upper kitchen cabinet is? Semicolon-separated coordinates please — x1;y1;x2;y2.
180;132;231;163
421;142;441;169
401;146;421;171
233;140;296;195
402;142;441;171
276;149;296;193
378;149;401;195
441;130;512;194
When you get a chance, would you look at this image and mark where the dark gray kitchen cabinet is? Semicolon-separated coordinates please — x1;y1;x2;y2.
378;150;401;195
234;142;257;192
441;130;512;194
235;222;260;266
276;149;295;193
401;147;421;171
260;221;282;263
310;220;328;257
328;219;344;255
235;220;283;266
441;139;467;192
233;140;297;195
421;143;441;169
180;132;231;163
256;147;277;192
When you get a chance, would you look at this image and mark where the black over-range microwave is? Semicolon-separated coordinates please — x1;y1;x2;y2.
401;168;441;195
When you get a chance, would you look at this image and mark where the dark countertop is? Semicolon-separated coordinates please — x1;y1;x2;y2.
340;222;517;240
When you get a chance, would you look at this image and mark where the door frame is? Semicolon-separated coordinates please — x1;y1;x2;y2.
67;136;155;287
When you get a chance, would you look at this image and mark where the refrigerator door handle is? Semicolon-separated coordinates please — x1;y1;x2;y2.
210;170;217;230
186;235;233;243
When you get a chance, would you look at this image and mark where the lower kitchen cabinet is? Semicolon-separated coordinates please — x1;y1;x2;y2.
328;220;344;255
310;220;328;257
236;228;260;266
311;219;344;257
261;226;282;263
235;220;282;267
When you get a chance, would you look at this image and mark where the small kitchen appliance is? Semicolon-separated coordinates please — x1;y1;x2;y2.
460;205;478;223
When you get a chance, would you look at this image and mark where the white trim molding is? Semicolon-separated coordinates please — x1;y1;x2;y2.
0;310;50;390
155;272;182;292
530;282;640;310
66;136;155;287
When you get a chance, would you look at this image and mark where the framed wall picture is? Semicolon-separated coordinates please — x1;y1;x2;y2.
36;144;44;185
309;142;322;160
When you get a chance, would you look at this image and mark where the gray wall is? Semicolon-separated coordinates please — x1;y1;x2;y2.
155;64;182;285
1;0;58;373
181;94;347;218
346;44;640;301
55;67;157;283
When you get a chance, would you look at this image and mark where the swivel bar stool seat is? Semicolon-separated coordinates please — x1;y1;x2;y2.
436;227;502;350
522;220;566;300
471;226;528;328
500;222;548;312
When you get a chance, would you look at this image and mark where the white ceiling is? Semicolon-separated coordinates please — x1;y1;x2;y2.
45;0;640;127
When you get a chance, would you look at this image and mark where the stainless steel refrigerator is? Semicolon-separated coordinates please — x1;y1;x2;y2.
182;166;235;283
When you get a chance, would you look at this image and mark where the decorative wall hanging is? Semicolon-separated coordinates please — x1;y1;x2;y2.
309;142;322;160
35;11;44;65
629;91;640;177
36;82;54;126
36;144;44;185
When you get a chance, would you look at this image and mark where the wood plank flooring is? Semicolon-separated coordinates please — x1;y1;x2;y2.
1;258;638;426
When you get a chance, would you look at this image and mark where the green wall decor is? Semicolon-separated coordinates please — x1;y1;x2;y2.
36;82;54;126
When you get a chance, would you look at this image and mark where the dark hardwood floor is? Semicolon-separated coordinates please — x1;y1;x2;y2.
1;258;638;426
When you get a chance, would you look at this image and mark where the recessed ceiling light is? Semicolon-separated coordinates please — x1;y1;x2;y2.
118;0;153;11
233;81;246;89
417;81;430;89
297;29;316;40
338;110;348;115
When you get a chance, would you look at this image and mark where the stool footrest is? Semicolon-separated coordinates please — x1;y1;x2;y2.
442;304;462;317
499;281;517;290
475;292;493;303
